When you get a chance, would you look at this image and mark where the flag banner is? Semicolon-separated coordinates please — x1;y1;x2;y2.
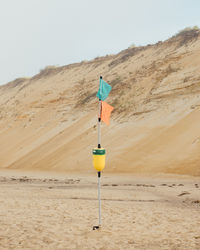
101;101;114;125
96;79;112;101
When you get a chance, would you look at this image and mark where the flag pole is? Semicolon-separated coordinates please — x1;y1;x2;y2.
98;76;102;227
93;75;110;230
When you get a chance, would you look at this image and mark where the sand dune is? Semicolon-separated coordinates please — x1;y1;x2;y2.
0;29;200;175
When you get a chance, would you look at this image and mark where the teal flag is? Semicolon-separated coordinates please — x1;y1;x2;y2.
96;79;112;101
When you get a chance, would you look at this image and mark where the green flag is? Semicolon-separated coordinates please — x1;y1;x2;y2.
96;78;112;101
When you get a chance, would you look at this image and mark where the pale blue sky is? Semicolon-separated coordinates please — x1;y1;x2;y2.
0;0;200;85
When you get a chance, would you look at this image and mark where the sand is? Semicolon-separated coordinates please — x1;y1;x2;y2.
0;171;199;250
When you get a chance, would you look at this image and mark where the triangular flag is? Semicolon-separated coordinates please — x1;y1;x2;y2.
96;79;112;101
101;101;114;125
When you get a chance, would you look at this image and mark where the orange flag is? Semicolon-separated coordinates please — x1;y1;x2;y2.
101;101;114;125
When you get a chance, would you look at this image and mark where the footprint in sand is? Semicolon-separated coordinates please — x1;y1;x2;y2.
178;191;190;196
191;200;200;204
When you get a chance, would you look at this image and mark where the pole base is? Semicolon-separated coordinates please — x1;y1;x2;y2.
93;225;101;230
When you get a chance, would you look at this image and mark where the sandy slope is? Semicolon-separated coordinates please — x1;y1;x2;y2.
0;29;200;175
0;172;199;249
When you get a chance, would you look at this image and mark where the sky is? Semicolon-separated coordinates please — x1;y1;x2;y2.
0;0;200;85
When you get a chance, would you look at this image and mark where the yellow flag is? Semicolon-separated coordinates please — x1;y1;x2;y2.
101;101;114;125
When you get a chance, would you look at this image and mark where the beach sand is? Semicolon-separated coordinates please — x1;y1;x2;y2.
0;171;199;249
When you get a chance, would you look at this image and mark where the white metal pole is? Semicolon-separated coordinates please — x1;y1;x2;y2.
98;76;102;227
98;171;101;226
